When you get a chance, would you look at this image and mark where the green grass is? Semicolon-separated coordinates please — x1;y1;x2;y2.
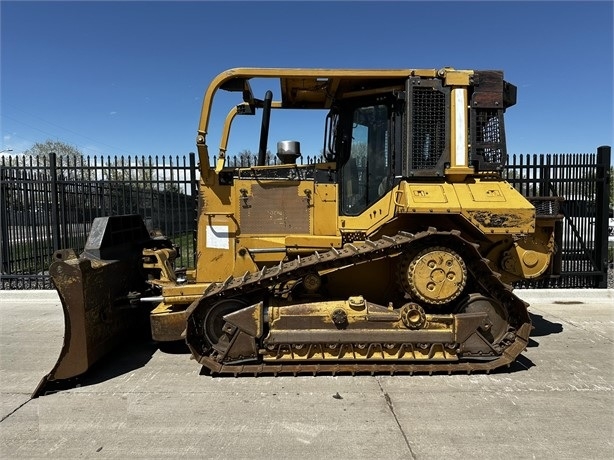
4;241;53;274
168;232;196;269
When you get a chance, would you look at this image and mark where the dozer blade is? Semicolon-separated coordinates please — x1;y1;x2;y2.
33;215;155;398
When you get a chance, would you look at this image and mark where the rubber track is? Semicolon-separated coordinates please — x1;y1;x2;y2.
185;228;531;376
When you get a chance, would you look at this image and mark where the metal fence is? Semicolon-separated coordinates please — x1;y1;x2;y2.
504;146;611;288
1;152;198;288
0;148;611;289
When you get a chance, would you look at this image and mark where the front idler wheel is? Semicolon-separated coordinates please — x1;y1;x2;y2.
458;294;509;344
203;298;248;349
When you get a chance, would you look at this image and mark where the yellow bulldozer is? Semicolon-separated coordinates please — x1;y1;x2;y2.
35;67;562;396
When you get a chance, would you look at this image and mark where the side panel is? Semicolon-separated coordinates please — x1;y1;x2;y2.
197;172;324;280
313;183;339;236
393;179;535;234
240;182;311;234
195;171;240;282
338;192;398;238
455;181;535;234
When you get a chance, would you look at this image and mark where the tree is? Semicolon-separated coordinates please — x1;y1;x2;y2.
23;139;85;179
351;141;368;160
102;155;157;189
238;149;255;166
24;139;83;159
236;149;273;166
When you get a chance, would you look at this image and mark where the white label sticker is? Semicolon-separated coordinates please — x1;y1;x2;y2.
206;225;229;249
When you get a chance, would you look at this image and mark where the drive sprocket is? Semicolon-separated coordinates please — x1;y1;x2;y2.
400;246;467;306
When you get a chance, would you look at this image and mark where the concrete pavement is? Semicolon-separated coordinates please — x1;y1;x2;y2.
1;289;613;459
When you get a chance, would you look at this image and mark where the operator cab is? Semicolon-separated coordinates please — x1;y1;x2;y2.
330;97;400;215
206;68;515;219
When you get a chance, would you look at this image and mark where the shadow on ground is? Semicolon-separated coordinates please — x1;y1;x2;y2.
35;338;159;397
530;312;563;337
36;314;561;396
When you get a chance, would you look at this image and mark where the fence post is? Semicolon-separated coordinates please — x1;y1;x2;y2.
49;152;61;252
595;146;611;288
60;156;69;246
0;163;9;274
189;152;198;268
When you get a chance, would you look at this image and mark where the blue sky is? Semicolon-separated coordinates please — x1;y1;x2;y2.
1;1;612;161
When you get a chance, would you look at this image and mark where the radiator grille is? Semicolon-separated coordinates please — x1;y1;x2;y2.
411;87;446;170
527;197;562;217
472;109;506;169
240;185;310;234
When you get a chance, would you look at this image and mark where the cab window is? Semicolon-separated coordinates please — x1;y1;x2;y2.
341;104;391;215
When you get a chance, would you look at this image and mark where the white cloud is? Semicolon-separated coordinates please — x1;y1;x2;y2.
1;133;31;155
